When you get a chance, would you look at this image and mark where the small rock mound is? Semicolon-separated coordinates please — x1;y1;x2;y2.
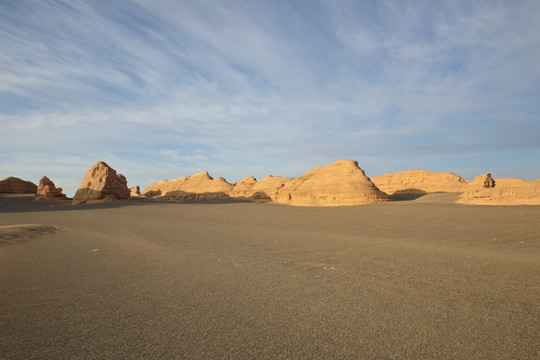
130;186;140;196
0;177;38;194
72;162;130;205
275;159;391;206
35;176;67;200
471;173;495;188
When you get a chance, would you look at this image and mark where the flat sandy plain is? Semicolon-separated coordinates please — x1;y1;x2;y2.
1;193;539;359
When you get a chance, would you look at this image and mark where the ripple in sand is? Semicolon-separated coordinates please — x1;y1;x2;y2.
0;224;60;245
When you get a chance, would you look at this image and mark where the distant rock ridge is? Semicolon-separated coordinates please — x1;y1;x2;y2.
142;171;234;200
0;177;38;194
139;160;539;206
35;176;67;200
371;169;467;194
142;160;390;206
72;161;130;205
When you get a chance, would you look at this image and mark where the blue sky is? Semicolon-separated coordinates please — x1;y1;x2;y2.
1;0;539;196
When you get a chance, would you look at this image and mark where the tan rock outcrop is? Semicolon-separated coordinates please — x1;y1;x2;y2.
252;175;292;200
371;169;467;195
458;178;540;205
142;171;234;200
180;171;233;194
130;186;140;196
470;173;495;188
141;176;189;197
229;176;258;198
0;177;38;194
227;175;293;201
274;159;391;206
35;176;67;200
72;161;130;204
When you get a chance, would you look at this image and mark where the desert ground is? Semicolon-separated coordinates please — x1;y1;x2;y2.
1;193;539;359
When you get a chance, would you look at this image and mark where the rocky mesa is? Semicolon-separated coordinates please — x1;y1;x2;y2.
274;160;391;206
0;177;38;194
142;171;234;200
371;169;468;195
35;176;67;200
72;161;130;205
371;170;497;195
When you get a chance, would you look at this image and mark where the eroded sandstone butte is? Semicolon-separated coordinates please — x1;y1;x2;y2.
371;169;467;195
35;176;67;200
0;177;38;194
228;175;292;201
72;161;130;205
274;160;391;206
142;171;234;200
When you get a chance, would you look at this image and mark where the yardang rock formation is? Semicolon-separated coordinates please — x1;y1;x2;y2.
35;176;67;200
0;177;38;194
142;171;234;200
274;160;391;206
99;159;538;206
371;169;467;195
142;159;390;206
72;161;130;205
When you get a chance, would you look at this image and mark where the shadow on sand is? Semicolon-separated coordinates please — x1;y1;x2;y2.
0;194;261;214
389;189;428;201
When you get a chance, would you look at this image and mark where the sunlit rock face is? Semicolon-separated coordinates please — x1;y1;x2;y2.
371;169;467;195
142;171;234;200
458;178;540;205
0;177;38;194
35;176;67;200
274;159;392;206
72;161;130;204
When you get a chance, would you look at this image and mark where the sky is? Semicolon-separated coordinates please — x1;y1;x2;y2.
1;0;539;197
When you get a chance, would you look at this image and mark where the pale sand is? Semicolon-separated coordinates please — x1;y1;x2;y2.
1;194;539;359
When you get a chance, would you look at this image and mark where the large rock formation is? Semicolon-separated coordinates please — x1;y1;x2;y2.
140;161;539;206
371;170;467;195
35;176;67;200
72;162;130;204
0;177;38;194
142;171;234;200
274;159;391;206
142;160;390;206
458;178;540;205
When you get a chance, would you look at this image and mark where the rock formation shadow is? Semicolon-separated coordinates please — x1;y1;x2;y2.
390;189;428;201
0;194;152;213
